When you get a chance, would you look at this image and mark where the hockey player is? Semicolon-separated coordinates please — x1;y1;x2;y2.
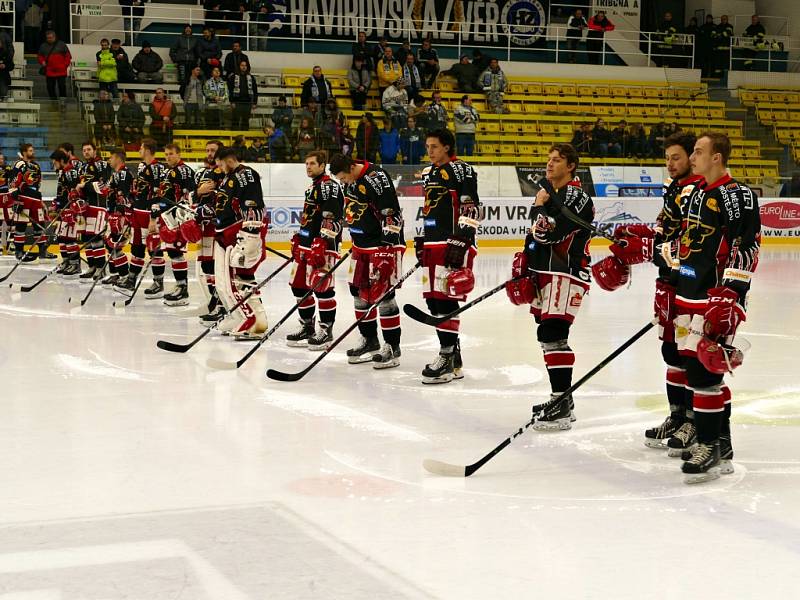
115;138;169;296
676;132;760;483
213;147;268;338
419;128;480;384
506;143;593;430
329;153;405;369
0;153;15;254
9;143;50;262
102;150;134;287
49;149;83;278
285;150;345;350
75;141;112;281
155;144;196;307
194;140;225;324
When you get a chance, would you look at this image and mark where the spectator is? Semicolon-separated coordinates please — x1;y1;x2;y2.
340;124;355;156
271;94;294;132
223;40;249;77
319;112;342;156
119;0;147;47
37;30;71;101
110;39;135;83
93;89;116;146
743;14;767;70
453;95;478;156
686;16;699;36
382;79;409;130
570;123;592;154
566;9;587;63
0;37;14;101
648;122;666;157
96;38;118;96
295;116;316;161
697;14;716;77
402;52;422;100
627;123;647;157
195;27;222;79
609;120;627;156
378;117;400;164
472;49;491;72
348;55;371;111
117;90;145;144
203;66;228;128
426;91;448;131
372;37;389;69
408;94;428;129
253;2;271;51
23;0;41;54
265;123;291;162
227;2;247;38
0;28;12;62
300;65;333;107
400;116;425;165
324;98;344;128
355;112;379;162
586;10;614;65
591;118;618;156
417;38;439;88
480;57;507;114
13;0;25;43
230;135;247;158
149;87;176;148
204;0;225;31
351;31;373;70
299;98;324;130
443;55;480;93
228;59;257;131
656;11;680;67
170;25;198;96
182;65;205;127
711;14;734;76
376;47;401;94
245;138;268;162
686;17;700;69
132;41;163;83
395;40;413;65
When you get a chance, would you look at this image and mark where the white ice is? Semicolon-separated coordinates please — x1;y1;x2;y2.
0;247;799;599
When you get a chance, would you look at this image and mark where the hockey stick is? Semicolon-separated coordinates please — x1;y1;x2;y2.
156;254;294;354
266;262;422;382
0;204;69;283
422;319;657;477
263;245;291;261
403;275;525;327
205;249;353;369
112;257;153;307
68;227;132;306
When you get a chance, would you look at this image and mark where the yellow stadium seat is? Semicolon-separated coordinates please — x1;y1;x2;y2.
523;103;539;114
499;143;515;155
627;87;644;99
507;103;523;114
480;143;499;154
527;83;543;95
561;84;577;96
518;143;535;155
543;84;561;96
483;122;500;133
522;123;538;134
593;85;610;97
509;83;525;94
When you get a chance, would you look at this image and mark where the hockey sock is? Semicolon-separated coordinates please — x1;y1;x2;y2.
541;340;574;394
316;289;336;326
721;385;732;436
354;296;378;339
112;251;129;276
293;286;316;322
14;223;26;254
666;366;688;420
379;295;401;347
200;259;216;297
426;297;459;351
692;387;725;443
169;251;188;284
151;254;166;279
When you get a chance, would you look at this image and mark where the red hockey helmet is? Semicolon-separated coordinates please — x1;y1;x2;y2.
445;268;475;298
696;337;746;374
506;277;536;306
591;255;630;291
179;218;202;243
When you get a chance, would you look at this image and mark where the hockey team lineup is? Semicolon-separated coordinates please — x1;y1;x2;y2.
0;128;761;485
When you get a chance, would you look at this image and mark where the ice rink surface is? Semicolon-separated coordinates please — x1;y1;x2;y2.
0;246;798;599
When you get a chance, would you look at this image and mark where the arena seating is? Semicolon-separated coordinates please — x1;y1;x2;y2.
740;88;800;167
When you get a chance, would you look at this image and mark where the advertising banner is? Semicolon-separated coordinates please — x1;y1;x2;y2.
759;199;800;240
590;165;664;197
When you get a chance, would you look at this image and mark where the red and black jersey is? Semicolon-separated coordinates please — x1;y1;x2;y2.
79;158;112;208
108;165;134;213
157;161;196;209
11;159;42;199
215;164;264;231
654;174;703;282
298;173;344;249
193;162;223;208
54;163;82;210
0;162;14;192
524;180;594;281
342;162;402;249
134;159;169;210
421;158;480;243
676;174;760;309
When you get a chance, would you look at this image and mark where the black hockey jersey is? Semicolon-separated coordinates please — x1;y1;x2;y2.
193;163;223;208
342;162;402;249
676;174;760;308
157;161;196;210
11;160;42;199
79;158;111;208
421;158;480;243
0;162;12;192
654;174;703;282
216;164;264;230
298;173;344;249
108;165;134;212
525;181;593;280
54;164;82;210
134;160;169;211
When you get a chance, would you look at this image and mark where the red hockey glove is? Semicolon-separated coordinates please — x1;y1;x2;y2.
653;280;676;328
591;256;630;291
506;277;535;305
179;219;203;244
703;286;745;338
309;267;333;293
441;267;475;298
613;224;656;239
609;236;654;265
510;251;529;278
320;213;342;239
290;233;302;262
146;232;161;253
308;237;328;269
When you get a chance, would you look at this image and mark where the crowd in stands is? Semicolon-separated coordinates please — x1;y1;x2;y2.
570;118;683;159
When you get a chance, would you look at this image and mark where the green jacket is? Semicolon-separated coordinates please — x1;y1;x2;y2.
96;49;118;83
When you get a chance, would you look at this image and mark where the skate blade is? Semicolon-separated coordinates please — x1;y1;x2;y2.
644;438;669;449
307;343;332;352
570;411;577;423
286;340;309;348
720;460;734;475
452;368;464;380
421;373;455;384
163;300;191;307
348;353;379;364
144;294;164;300
684;467;721;484
667;445;692;458
372;359;399;370
532;418;572;432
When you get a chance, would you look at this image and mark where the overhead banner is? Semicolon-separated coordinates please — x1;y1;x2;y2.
279;0;549;46
591;0;641;30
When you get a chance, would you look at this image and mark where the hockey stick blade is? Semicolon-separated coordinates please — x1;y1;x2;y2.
156;329;212;354
403;278;520;327
422;459;468;477
402;303;440;326
20;272;52;293
207;357;244;371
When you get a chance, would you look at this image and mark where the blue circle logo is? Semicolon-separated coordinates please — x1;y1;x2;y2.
501;1;547;47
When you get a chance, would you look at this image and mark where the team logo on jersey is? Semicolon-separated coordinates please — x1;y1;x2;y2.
706;197;719;212
345;197;367;224
440;170;449;181
679;222;716;260
358;184;367;195
423;185;449;216
227;179;234;188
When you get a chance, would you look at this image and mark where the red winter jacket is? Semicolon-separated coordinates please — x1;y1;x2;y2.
588;16;615;33
37;40;72;77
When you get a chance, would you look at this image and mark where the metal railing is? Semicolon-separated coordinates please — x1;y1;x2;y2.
0;1;16;44
729;35;795;73
68;5;693;68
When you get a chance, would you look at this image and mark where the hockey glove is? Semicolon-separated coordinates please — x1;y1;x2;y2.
320;211;342;239
146;232;161;253
703;286;746;338
613;224;657;239
308;237;328;269
609;236;654;265
653;280;676;328
444;236;470;268
380;209;403;246
290;233;302;262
